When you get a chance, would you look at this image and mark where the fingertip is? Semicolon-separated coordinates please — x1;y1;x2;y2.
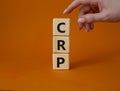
78;23;83;30
84;24;90;32
63;9;67;14
90;23;94;30
78;18;86;24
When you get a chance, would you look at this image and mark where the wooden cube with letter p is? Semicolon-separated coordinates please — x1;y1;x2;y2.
53;18;70;70
53;54;69;70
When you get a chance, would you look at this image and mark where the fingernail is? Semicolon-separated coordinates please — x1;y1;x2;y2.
85;24;89;32
78;18;85;23
63;9;67;14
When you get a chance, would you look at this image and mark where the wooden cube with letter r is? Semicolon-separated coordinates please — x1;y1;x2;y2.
53;36;69;53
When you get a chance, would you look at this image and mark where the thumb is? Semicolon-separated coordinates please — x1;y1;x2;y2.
78;12;107;23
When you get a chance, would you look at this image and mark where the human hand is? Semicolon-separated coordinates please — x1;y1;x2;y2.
63;0;120;32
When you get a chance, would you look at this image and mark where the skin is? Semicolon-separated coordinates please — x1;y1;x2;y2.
63;0;120;32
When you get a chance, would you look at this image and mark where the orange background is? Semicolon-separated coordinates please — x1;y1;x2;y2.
0;0;120;91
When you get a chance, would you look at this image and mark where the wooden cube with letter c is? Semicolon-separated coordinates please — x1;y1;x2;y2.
53;18;70;36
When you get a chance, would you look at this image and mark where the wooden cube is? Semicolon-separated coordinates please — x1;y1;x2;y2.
53;54;69;70
53;36;69;53
53;18;70;36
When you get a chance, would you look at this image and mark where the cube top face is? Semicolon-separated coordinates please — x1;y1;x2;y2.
53;36;70;53
53;18;70;36
53;54;69;70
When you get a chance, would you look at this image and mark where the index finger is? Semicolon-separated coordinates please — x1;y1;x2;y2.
63;0;91;14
